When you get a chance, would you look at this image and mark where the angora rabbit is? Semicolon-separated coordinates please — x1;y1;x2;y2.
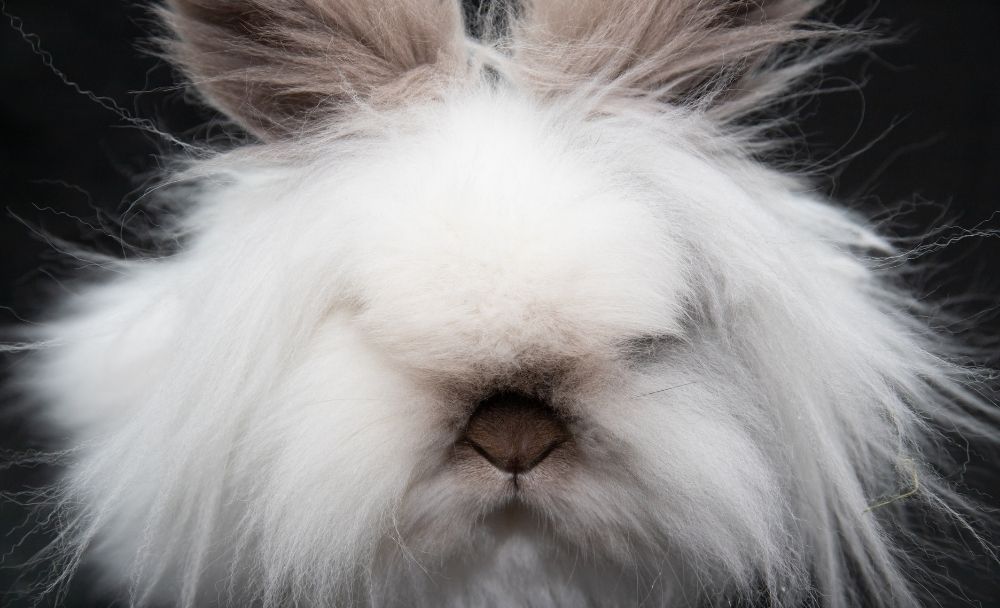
14;0;998;606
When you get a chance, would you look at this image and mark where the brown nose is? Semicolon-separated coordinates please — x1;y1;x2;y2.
461;393;570;474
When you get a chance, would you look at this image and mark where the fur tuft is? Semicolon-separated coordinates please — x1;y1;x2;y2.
160;0;468;139
508;0;839;120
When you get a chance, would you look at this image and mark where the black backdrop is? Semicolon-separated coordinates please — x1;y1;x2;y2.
1;1;998;606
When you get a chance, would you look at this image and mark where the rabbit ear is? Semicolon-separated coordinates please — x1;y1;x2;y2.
511;0;828;116
160;0;467;140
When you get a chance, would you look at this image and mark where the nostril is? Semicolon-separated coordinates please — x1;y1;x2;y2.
460;392;570;474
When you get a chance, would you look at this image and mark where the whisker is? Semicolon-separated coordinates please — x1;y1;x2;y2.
634;382;698;398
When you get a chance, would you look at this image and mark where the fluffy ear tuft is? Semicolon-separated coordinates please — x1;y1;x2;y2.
511;0;831;117
160;0;467;140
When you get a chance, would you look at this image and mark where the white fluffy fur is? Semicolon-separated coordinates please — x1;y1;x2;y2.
15;1;996;607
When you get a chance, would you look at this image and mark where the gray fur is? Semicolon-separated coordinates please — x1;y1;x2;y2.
161;0;467;139
510;0;828;116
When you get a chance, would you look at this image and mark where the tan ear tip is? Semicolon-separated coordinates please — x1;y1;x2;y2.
157;0;469;137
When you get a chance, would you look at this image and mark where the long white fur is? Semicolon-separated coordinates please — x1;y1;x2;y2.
15;1;996;607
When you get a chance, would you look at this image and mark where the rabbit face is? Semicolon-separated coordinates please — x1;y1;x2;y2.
182;116;770;608
21;1;994;607
237;95;830;606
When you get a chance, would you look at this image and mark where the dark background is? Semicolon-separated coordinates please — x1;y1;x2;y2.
1;1;998;606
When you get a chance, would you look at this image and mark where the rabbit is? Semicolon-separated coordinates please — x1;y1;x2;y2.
12;0;997;606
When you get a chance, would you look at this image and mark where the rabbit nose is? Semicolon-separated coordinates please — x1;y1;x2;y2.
461;393;570;474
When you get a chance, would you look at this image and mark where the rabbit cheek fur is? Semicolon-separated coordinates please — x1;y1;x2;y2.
20;1;995;607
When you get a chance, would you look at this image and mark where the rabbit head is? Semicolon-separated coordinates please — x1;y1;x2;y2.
21;1;994;607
